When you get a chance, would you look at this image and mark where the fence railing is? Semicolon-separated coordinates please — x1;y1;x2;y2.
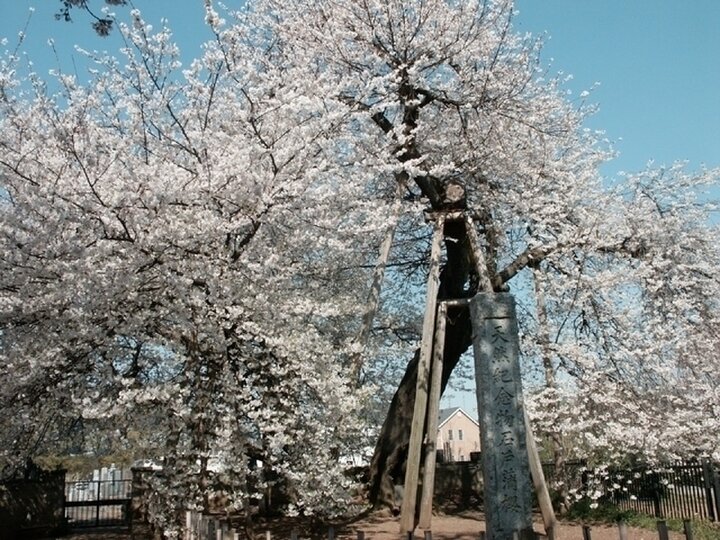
573;459;720;521
605;460;720;521
184;513;354;540
64;478;133;528
185;511;243;540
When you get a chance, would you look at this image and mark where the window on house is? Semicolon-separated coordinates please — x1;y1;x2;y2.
448;429;453;440
458;429;463;441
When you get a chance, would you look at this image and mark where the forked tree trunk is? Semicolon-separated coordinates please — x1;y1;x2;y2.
368;218;479;508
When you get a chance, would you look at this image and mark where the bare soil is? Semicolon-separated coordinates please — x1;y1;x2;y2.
343;510;684;540
52;511;685;540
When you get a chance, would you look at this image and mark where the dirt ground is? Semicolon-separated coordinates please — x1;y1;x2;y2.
53;511;687;540
344;511;684;540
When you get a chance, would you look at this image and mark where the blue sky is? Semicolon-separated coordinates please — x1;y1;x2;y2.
3;1;719;416
515;1;720;178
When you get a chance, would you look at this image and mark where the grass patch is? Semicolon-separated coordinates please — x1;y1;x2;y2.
566;500;720;539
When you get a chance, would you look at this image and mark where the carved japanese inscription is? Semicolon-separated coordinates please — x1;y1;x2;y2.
471;293;533;540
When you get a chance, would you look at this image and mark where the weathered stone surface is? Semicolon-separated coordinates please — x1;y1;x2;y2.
471;293;533;540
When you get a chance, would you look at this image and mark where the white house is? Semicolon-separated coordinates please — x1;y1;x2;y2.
436;407;481;462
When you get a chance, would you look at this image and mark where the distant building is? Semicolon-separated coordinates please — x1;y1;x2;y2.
437;407;480;462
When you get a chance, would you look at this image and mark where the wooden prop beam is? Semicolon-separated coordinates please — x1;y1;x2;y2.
400;216;445;534
524;410;557;540
418;302;448;529
464;216;493;292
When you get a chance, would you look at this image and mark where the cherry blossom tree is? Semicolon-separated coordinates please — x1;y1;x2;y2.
2;0;719;530
228;0;720;509
1;5;384;529
526;163;720;477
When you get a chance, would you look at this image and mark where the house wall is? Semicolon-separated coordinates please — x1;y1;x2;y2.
436;413;480;462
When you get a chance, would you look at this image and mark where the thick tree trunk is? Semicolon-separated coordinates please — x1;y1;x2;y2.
368;218;478;509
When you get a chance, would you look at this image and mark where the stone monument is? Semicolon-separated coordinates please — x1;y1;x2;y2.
471;292;534;540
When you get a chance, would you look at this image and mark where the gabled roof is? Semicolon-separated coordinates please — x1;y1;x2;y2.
438;407;479;429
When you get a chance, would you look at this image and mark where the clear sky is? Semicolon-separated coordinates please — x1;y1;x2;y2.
2;1;719;415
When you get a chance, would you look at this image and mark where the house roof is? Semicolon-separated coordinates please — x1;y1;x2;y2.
438;407;479;428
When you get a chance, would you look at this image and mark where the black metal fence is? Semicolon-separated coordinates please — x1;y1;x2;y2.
588;460;720;521
64;478;132;528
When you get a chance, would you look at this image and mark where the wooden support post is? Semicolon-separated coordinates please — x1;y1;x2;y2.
582;525;591;540
524;410;557;540
441;298;470;308
657;520;669;540
351;186;403;384
418;302;448;529
424;210;467;222
357;531;365;540
464;216;493;292
400;217;445;534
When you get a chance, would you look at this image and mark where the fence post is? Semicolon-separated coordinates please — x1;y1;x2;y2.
582;525;591;540
711;463;720;522
328;526;335;540
221;521;231;540
617;521;627;540
356;531;365;540
701;459;716;521
657;520;669;540
651;471;663;518
683;519;693;540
